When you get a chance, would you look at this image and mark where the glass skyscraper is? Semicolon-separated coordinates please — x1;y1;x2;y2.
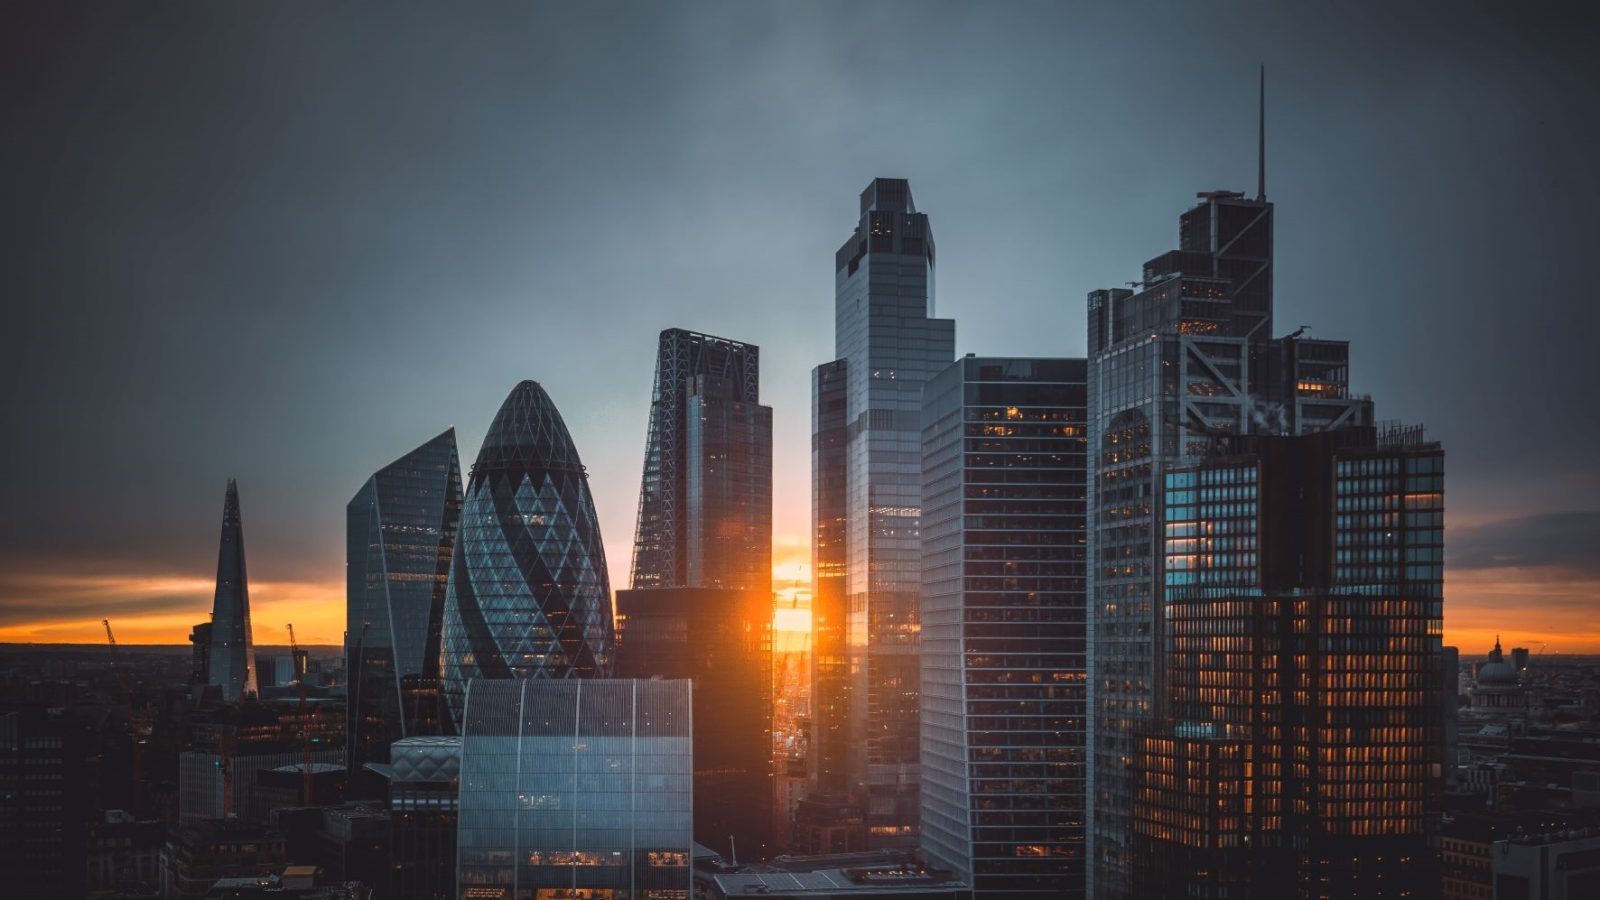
1132;426;1443;898
622;328;774;858
630;328;772;594
1086;188;1379;897
920;357;1089;898
454;678;692;900
810;178;955;846
440;381;614;727
207;478;257;702
346;428;463;774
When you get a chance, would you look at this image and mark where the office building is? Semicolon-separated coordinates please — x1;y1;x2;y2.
630;328;773;594
919;357;1089;898
616;586;774;859
1085;178;1374;895
1492;827;1600;899
621;330;776;857
0;708;91;900
440;381;614;726
161;820;287;900
346;428;463;773
1127;425;1443;897
191;622;213;686
811;177;955;846
208;479;259;701
386;737;461;900
454;678;692;900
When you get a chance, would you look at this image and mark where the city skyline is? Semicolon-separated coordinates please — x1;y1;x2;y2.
4;2;1598;654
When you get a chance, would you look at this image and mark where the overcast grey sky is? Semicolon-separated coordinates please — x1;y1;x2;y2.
3;1;1597;642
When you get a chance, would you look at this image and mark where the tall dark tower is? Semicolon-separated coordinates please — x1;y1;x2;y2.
920;357;1089;898
619;328;776;858
207;479;257;701
346;428;463;774
808;178;955;847
630;328;772;594
439;381;614;726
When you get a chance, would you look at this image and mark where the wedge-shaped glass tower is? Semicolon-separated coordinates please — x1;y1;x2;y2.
440;381;614;726
346;428;462;772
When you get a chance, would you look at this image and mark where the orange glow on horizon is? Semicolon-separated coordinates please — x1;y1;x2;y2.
3;549;1594;653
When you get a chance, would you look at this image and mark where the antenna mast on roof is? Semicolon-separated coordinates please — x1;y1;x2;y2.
1257;65;1267;201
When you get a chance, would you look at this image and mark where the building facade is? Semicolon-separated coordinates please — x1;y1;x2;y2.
630;328;772;594
919;357;1089;898
454;678;692;900
346;428;463;774
387;737;462;900
616;587;774;859
621;330;776;858
1085;188;1373;897
208;479;259;701
440;381;614;726
1128;426;1443;898
811;177;955;846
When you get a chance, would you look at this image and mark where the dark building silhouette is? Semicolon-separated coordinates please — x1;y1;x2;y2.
0;708;91;900
809;359;850;801
630;328;773;594
439;381;614;726
919;357;1089;899
208;479;258;701
161;819;287;900
191;622;213;686
616;587;774;859
810;178;954;847
345;429;462;775
1085;183;1373;896
1128;425;1443;898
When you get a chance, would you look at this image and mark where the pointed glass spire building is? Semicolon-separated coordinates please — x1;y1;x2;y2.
346;428;463;772
207;479;257;701
440;381;614;726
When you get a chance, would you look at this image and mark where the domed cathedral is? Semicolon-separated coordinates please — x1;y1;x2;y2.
1470;636;1527;712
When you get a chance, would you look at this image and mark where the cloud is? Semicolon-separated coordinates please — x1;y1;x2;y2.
1448;511;1600;575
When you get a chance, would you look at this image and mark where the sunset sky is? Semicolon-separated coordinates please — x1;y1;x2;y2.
3;2;1596;652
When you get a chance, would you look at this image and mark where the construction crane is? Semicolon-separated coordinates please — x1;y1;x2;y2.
288;624;315;806
102;619;143;817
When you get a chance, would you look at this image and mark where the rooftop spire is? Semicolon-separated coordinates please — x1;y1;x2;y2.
1257;65;1266;202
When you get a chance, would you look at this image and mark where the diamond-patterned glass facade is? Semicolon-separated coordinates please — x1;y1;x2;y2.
441;381;614;727
346;428;462;773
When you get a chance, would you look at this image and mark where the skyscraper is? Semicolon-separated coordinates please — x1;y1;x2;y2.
1085;181;1386;896
810;178;955;845
346;428;463;774
809;358;850;797
621;328;774;856
1131;425;1443;898
454;678;693;900
630;328;772;594
207;478;257;702
920;357;1090;898
439;381;614;726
